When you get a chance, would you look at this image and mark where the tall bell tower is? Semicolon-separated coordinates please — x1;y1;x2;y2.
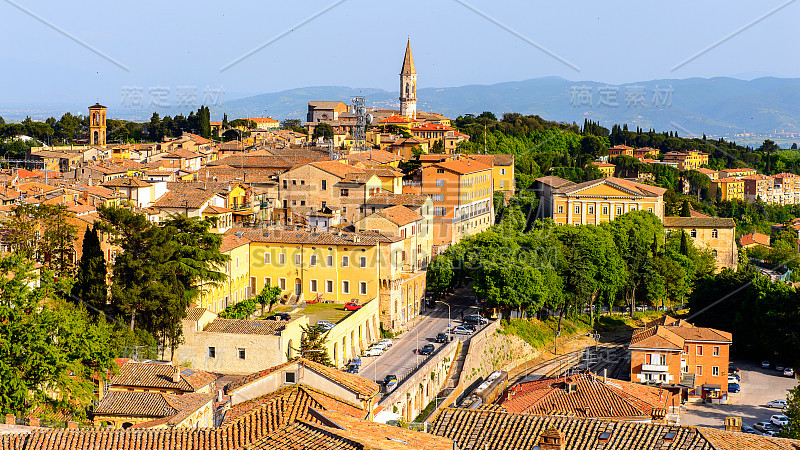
88;102;107;146
399;40;417;120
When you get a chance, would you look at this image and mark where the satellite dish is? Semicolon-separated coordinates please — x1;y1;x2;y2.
358;107;366;115
366;114;373;125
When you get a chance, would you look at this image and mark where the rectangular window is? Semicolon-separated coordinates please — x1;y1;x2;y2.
279;278;286;290
208;347;216;358
340;188;349;197
342;281;350;294
602;206;609;215
683;345;689;355
588;206;594;215
326;255;334;267
500;168;506;175
712;366;719;377
432;194;444;201
326;280;334;293
310;279;318;292
696;345;703;356
342;256;349;267
574;205;580;214
279;253;286;265
321;180;327;190
648;207;653;213
238;348;246;360
292;179;297;185
436;179;445;187
434;207;447;216
616;206;623;215
264;253;271;264
712;346;719;356
360;256;367;268
557;205;564;214
294;254;301;265
310;254;317;266
360;281;367;295
264;277;271;287
696;365;703;376
285;372;296;383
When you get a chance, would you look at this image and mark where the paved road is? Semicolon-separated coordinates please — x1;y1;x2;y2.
681;360;798;431
358;287;483;387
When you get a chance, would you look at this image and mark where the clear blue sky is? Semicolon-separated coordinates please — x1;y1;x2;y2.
1;0;798;106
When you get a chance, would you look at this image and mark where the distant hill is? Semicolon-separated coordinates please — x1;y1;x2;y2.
212;76;800;146
4;76;800;146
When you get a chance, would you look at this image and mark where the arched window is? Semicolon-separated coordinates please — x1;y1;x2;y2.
711;249;718;257
712;229;718;238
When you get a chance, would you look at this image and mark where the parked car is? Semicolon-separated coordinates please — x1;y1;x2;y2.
345;364;359;374
771;415;789;427
784;367;795;377
363;347;383;357
316;320;335;331
371;341;390;351
741;426;757;434
767;399;787;409
378;338;393;348
754;421;775;433
728;365;740;374
464;324;478;333
776;364;785;372
464;315;489;325
267;312;291;321
728;383;741;393
451;325;474;335
384;374;398;392
344;302;362;311
349;357;362;367
435;333;448;343
419;344;435;355
727;376;739;385
762;361;772;369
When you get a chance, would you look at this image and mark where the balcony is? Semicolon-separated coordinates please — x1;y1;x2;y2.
642;363;669;372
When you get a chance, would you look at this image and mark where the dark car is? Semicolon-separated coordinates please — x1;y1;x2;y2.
267;312;291;321
464;315;488;325
384;374;398;392
419;344;435;355
741;426;757;434
464;324;477;333
345;364;359;374
728;383;741;393
435;333;448;343
728;365;740;374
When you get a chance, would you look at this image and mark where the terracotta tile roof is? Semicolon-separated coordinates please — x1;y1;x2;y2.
430;159;491;175
95;391;213;424
740;232;771;247
667;326;732;343
153;190;219;209
110;361;217;392
203;318;286;336
243;117;279;124
221;384;367;428
558;177;667;197
308;101;348;110
225;359;380;400
411;123;453;132
535;176;574;189
697;426;800;449
376;205;423;226
219;233;250;253
629;326;684;350
663;217;736;228
364;167;403;178
208;155;301;169
610;145;634;150
309;161;365;179
346;150;403;164
242;421;362;450
230;228;401;246
101;177;151;188
417;154;454;162
499;373;673;420
186;307;209;322
182;132;212;145
379;114;414;124
365;192;429;208
205;205;233;214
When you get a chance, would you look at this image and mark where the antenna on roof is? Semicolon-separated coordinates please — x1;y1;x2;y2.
484;120;487;155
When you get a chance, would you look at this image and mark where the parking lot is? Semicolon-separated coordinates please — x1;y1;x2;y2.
681;360;798;432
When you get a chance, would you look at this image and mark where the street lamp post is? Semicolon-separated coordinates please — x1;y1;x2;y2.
436;300;451;332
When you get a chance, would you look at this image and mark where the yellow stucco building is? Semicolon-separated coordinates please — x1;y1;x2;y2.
710;177;745;201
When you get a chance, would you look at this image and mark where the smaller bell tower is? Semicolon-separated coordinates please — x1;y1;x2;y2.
88;103;107;146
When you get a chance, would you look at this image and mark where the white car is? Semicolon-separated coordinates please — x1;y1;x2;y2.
371;341;390;351
451;325;474;335
767;399;787;409
727;376;738;384
771;414;789;427
363;347;384;357
377;338;393;348
316;320;335;331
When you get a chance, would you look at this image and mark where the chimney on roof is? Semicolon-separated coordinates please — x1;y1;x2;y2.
172;366;181;383
724;416;742;433
538;426;566;450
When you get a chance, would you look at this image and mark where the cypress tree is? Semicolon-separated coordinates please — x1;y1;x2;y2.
680;231;690;256
680;200;691;217
71;224;108;316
